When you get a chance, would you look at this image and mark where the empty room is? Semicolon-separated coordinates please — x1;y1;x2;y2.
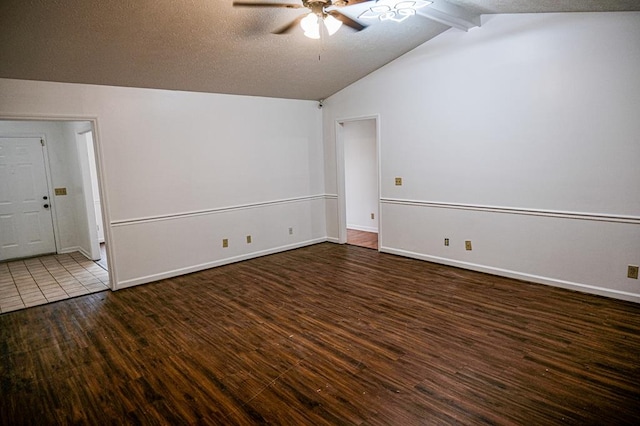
1;0;639;424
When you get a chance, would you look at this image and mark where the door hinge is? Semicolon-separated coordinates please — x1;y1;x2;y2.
40;139;45;146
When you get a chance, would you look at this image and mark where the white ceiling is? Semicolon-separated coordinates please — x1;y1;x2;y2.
1;0;639;100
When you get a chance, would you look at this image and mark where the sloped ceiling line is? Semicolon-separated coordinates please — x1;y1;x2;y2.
0;0;639;100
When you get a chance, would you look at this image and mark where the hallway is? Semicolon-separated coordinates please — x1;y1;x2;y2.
0;252;109;314
347;229;378;250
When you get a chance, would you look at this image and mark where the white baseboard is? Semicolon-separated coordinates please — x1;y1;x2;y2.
59;246;96;261
116;238;329;290
58;246;79;254
77;247;93;260
114;237;640;303
347;224;378;233
380;246;640;304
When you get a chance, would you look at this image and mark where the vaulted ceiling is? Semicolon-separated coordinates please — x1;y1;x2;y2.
1;0;639;100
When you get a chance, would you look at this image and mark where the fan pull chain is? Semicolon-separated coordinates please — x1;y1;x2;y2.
318;22;326;62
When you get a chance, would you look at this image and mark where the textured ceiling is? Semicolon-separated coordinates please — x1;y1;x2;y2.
0;0;639;100
451;0;640;14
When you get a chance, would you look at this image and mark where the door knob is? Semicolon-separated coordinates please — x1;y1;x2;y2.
43;196;48;200
43;204;49;209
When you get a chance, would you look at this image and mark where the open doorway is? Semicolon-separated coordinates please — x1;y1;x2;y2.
337;117;380;250
0;119;111;313
76;129;108;270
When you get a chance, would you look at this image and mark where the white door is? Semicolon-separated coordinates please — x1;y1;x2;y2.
0;137;56;261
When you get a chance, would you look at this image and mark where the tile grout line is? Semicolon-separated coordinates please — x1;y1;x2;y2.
60;253;106;293
69;252;110;288
40;256;75;302
1;252;109;314
2;260;27;312
20;256;51;308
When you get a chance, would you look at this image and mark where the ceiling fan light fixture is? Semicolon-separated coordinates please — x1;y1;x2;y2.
300;12;321;39
233;1;367;38
323;14;343;36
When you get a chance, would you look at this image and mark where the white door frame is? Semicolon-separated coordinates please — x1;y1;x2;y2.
0;115;116;290
76;129;101;261
335;114;382;247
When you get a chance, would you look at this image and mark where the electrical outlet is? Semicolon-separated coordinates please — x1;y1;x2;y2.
465;240;472;251
395;177;402;186
629;265;639;279
222;238;228;248
444;238;449;246
246;235;252;244
371;213;375;220
289;227;293;235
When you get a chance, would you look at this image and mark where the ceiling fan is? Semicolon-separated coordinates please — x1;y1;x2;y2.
232;0;372;39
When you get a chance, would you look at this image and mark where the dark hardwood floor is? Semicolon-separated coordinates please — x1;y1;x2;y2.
1;243;639;424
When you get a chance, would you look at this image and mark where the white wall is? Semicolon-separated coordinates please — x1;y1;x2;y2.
0;120;90;255
0;80;325;289
344;119;378;232
70;122;101;259
323;12;640;302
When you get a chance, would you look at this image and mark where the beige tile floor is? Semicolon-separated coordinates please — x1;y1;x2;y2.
0;252;109;314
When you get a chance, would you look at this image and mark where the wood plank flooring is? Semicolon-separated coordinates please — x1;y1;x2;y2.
1;243;639;424
347;229;378;250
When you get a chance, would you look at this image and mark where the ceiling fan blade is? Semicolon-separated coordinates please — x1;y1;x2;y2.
328;10;367;32
273;15;305;34
344;0;374;5
233;1;303;8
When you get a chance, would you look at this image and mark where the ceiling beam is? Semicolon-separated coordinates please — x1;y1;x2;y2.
418;0;481;32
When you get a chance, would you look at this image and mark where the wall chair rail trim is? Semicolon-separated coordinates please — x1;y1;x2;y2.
111;194;329;227
380;198;640;225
